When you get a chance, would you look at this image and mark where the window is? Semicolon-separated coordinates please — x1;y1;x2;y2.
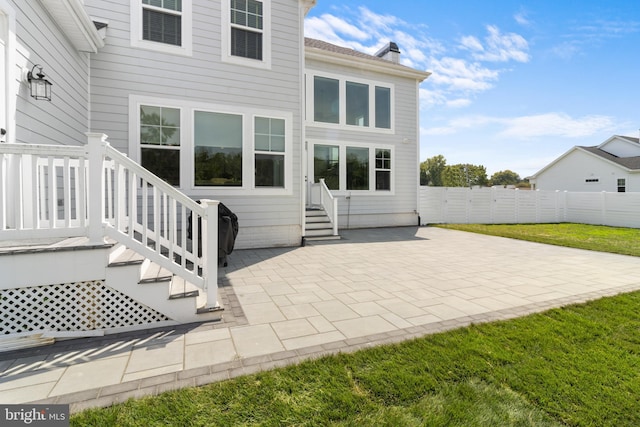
255;117;285;187
375;149;391;190
308;72;393;131
142;0;181;46
230;0;263;60
375;87;391;129
312;142;392;193
132;0;192;55
585;178;599;183
314;77;339;124
194;111;243;187
314;144;340;190
223;0;271;68
140;105;181;186
617;178;626;193
346;82;369;126
346;147;369;190
132;96;290;194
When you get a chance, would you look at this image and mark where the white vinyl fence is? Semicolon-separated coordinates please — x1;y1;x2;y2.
419;187;640;228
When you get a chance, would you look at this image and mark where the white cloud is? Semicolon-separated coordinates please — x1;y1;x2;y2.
428;57;500;92
467;25;530;63
514;12;531;27
305;7;530;109
498;113;616;138
459;35;483;52
423;113;617;139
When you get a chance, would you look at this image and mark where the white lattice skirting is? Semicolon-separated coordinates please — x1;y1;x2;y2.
1;281;169;335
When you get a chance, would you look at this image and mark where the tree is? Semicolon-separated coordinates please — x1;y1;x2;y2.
442;164;488;187
420;155;446;186
490;170;521;187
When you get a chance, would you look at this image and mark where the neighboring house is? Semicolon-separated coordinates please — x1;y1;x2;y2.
529;135;640;192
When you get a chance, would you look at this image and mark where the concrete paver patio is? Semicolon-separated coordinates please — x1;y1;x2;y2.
2;226;640;413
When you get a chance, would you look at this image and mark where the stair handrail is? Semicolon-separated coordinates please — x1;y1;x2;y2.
87;133;220;310
318;178;338;236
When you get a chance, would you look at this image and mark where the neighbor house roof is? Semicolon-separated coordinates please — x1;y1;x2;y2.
305;38;431;81
579;146;640;170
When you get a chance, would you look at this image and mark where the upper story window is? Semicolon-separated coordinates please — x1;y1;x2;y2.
231;0;263;60
222;0;271;69
307;72;394;132
131;0;192;56
143;0;182;46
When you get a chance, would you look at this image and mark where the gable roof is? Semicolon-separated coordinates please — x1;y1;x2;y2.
579;146;640;170
305;38;431;81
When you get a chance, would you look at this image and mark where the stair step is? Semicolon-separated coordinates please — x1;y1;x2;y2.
169;276;200;299
304;235;342;242
140;261;172;284
305;210;329;217
109;248;144;267
306;215;330;223
306;222;333;230
305;228;337;237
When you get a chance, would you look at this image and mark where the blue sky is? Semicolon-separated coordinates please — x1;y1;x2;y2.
305;1;640;178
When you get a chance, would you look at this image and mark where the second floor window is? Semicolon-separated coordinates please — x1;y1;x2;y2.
230;0;263;60
142;0;182;46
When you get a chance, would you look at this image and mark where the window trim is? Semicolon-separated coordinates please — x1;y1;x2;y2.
131;0;193;56
221;0;272;69
309;139;395;195
306;70;395;133
129;95;292;196
617;178;626;193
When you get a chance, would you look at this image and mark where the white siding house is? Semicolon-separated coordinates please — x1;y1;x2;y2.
529;135;640;192
0;0;431;344
3;0;429;250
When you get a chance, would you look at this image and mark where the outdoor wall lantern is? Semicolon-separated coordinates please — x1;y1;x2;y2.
27;65;53;101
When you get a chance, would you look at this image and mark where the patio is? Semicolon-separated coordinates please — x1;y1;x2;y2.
2;226;640;413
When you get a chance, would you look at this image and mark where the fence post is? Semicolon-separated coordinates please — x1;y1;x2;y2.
200;199;220;309
86;133;108;244
601;191;607;225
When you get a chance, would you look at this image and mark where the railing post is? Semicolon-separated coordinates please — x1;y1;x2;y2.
200;199;220;309
86;133;108;244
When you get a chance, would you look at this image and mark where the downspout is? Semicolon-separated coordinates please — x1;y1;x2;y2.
299;2;308;245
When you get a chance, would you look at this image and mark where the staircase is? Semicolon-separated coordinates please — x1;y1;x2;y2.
304;206;340;241
106;243;221;324
0;135;224;351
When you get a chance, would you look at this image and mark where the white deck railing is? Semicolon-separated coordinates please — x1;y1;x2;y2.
0;134;219;309
312;178;338;236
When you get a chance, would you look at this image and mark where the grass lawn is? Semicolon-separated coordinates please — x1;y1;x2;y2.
71;224;640;426
436;223;640;257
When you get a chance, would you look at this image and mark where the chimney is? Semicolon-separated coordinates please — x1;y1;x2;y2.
375;42;400;64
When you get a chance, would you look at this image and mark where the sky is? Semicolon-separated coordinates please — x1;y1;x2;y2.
304;1;640;179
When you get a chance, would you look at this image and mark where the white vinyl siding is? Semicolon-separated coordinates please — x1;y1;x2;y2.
131;0;193;56
11;0;90;146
